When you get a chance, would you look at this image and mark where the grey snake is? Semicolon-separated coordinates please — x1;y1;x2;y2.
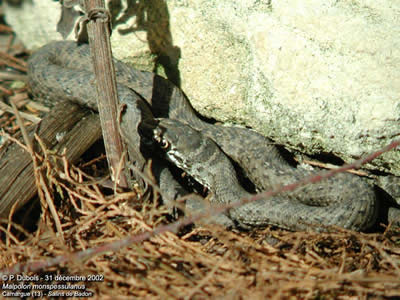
27;41;399;231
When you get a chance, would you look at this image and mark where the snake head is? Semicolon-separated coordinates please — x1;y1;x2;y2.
153;119;202;151
153;118;231;190
152;118;207;169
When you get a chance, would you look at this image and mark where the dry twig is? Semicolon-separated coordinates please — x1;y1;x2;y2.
82;0;128;188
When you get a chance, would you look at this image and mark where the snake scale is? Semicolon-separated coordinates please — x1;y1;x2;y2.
28;41;398;231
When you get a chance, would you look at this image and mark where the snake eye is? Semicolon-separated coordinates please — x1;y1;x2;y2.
160;139;169;149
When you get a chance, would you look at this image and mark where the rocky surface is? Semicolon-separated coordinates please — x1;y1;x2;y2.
5;0;399;175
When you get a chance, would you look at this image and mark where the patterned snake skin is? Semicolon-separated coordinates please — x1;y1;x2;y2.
28;41;398;231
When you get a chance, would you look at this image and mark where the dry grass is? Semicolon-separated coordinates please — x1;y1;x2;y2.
0;154;399;299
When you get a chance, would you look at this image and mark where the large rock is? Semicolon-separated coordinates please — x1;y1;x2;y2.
5;0;400;175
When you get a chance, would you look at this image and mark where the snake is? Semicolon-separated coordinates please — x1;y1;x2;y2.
27;41;399;231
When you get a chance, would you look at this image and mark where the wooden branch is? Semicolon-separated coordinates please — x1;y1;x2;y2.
83;0;128;188
0;101;101;218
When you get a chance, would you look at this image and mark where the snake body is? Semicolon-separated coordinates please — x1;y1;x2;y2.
28;41;387;231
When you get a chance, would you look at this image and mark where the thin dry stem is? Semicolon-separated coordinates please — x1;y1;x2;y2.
83;0;128;188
